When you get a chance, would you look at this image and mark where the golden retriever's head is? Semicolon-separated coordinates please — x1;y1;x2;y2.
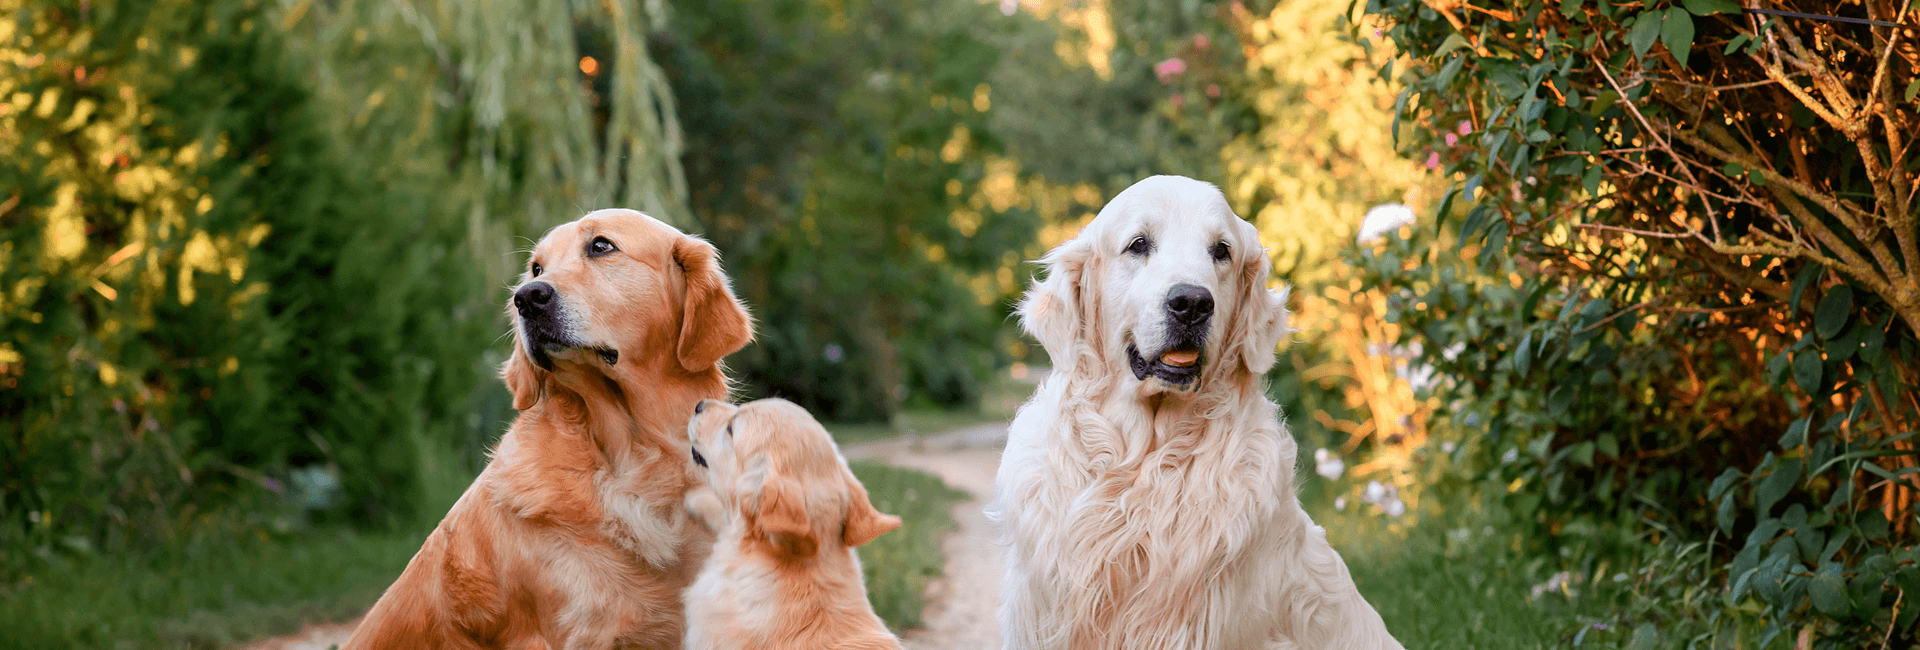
502;209;753;410
1020;176;1288;392
684;398;901;558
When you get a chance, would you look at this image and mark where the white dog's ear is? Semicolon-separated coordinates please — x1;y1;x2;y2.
1018;237;1093;366
1229;245;1289;376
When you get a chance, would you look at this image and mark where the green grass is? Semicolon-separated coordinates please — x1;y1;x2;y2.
849;459;972;630
0;525;429;650
1302;479;1621;649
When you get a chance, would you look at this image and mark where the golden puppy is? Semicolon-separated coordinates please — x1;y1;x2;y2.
681;398;903;650
344;209;754;650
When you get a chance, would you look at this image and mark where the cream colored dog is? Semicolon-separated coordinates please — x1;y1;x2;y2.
989;176;1404;649
682;398;904;650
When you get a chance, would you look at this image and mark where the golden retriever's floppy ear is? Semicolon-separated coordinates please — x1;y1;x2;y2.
841;475;902;548
1229;244;1290;376
752;475;819;558
672;236;754;373
1018;236;1093;366
502;335;546;411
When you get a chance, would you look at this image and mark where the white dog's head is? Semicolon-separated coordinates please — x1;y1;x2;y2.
1019;176;1288;391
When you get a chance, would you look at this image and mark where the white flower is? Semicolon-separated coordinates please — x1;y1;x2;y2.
1363;480;1388;504
1357;203;1417;244
1529;571;1577;599
1383;498;1406;517
1333;496;1347;511
1313;448;1345;480
1502;448;1520;463
1441;441;1457;454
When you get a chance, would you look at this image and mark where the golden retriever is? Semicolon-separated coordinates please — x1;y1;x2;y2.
680;398;903;650
344;209;754;650
988;176;1403;649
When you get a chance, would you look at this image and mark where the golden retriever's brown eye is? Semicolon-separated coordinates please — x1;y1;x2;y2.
587;236;619;258
1124;236;1152;257
1210;241;1230;262
530;262;543;277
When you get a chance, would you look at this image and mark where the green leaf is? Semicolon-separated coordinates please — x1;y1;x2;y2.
1661;8;1695;68
1860;509;1890;539
1682;0;1741;14
1435;33;1472;58
1722;161;1744;177
1906;78;1920;103
1526;128;1551;142
1756;458;1802;517
1709;467;1741;500
1718;491;1738;535
1515;331;1533;375
1433;184;1462;232
1627;623;1660;650
1746;518;1783;549
1815;285;1853;338
1727;566;1759;604
1754;552;1792;605
1789;264;1823;314
1572;441;1596;467
1780;416;1809;448
1464;175;1482;203
1597;433;1619;459
1724;33;1751;55
1562;0;1583;18
1809;562;1851;616
1792;350;1823;395
1629;11;1662;60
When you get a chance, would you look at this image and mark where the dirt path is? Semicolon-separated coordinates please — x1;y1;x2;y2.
844;423;1008;650
237;424;1010;650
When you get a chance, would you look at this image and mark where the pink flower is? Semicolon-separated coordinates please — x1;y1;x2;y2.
1458;120;1473;136
1206;84;1221;98
1426;152;1440;169
1193;34;1210;49
1155;57;1188;82
1374;29;1383;38
1000;0;1017;15
1170;93;1185;108
1445;132;1458;146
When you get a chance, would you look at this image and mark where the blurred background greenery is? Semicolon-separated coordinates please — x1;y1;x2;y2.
3;0;1913;648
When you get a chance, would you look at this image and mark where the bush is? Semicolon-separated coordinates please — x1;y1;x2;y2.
1357;0;1919;643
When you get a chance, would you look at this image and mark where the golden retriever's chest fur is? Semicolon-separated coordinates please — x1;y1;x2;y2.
1002;388;1295;649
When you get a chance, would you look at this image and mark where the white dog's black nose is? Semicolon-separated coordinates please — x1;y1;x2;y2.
514;281;556;316
1166;284;1214;325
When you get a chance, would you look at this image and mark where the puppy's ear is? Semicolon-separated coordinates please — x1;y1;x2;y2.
1228;238;1290;376
841;475;902;548
673;236;754;373
752;475;819;558
502;335;546;411
1018;236;1093;366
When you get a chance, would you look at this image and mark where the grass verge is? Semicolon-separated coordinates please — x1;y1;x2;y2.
1;525;428;650
850;459;972;630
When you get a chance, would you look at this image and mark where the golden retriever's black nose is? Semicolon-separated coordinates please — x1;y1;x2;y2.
514;282;555;316
1166;284;1213;325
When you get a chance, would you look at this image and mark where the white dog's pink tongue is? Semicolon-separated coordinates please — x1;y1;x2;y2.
1160;350;1199;367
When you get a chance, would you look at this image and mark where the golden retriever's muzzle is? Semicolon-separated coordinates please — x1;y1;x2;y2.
513;281;616;370
1128;283;1214;386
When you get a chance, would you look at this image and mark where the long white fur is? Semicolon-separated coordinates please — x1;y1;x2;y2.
988;175;1404;650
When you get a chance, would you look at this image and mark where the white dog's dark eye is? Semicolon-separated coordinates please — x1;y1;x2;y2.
1124;236;1152;256
1210;241;1230;262
530;262;543;277
690;445;708;468
588;236;619;257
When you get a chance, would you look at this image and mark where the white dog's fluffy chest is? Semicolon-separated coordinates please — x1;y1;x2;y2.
991;378;1305;649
